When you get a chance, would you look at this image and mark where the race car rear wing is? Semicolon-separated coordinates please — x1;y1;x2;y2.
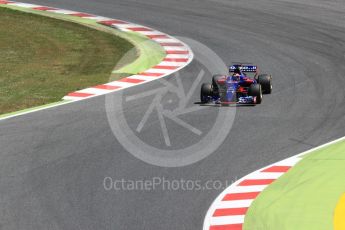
229;64;258;73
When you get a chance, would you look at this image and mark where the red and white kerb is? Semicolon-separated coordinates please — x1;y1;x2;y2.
203;156;302;230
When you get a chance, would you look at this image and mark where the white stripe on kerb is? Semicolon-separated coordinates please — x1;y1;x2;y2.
162;46;189;51
216;199;254;209
77;88;109;95
226;185;267;193
142;68;171;74
274;157;302;166
83;16;112;21
105;81;136;87
62;96;85;101
209;215;245;225
165;54;190;59
113;24;143;29
8;3;40;8
126;75;157;81
245;172;285;180
48;9;79;14
152;38;179;43
135;31;166;36
155;61;184;66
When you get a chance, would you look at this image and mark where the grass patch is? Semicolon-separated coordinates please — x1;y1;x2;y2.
0;7;137;114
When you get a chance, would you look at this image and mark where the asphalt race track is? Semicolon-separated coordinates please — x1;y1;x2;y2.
1;0;345;229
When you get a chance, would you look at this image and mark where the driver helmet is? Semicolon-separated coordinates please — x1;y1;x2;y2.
232;73;241;81
233;67;241;75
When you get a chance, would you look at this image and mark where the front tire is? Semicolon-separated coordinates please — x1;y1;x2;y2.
248;84;263;104
200;83;213;103
257;74;272;94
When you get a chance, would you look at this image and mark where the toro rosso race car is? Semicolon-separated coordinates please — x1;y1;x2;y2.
200;63;272;105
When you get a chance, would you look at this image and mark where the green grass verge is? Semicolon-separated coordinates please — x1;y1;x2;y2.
1;5;165;75
0;100;71;120
0;5;165;116
243;140;345;230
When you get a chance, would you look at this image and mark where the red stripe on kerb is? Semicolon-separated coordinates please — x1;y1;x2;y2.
99;20;128;25
128;27;153;31
70;12;94;17
239;179;275;186
139;72;165;77
213;208;248;217
93;85;121;90
261;166;291;173
209;224;242;230
32;6;57;10
152;65;179;70
166;50;189;54
147;34;169;39
159;42;184;46
118;78;145;83
0;0;13;4
222;192;260;201
163;58;189;62
67;92;94;97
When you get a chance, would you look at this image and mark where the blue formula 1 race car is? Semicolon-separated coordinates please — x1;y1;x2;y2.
200;63;272;105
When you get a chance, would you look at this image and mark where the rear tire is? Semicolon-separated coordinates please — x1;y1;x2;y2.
200;83;213;103
248;84;262;104
257;74;272;94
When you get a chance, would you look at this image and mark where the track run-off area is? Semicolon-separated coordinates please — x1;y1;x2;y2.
1;0;345;229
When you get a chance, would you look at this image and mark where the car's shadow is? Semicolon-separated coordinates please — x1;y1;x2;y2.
194;102;256;107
